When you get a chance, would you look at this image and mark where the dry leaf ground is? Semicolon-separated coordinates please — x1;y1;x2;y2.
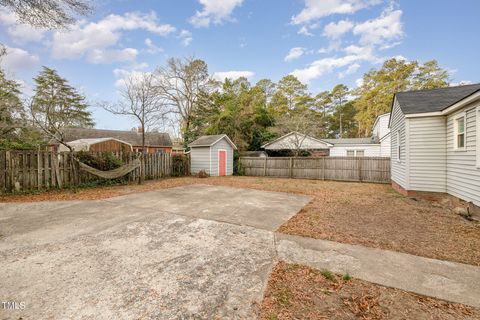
261;262;480;320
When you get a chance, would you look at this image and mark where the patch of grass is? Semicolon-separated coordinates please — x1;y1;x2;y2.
320;269;336;281
268;314;279;320
343;272;352;281
274;287;290;306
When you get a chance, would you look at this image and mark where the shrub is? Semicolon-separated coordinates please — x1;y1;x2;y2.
171;153;190;177
197;169;209;178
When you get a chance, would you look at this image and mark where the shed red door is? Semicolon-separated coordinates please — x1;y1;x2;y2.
218;150;226;176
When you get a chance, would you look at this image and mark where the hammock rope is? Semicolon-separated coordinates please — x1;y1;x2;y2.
77;159;141;179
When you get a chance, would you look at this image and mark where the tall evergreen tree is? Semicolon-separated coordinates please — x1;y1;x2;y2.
30;66;94;143
0;68;23;137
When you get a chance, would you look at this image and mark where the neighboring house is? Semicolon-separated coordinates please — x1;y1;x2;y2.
390;83;480;207
188;134;237;176
58;138;133;153
325;113;391;157
171;138;186;154
49;128;172;153
261;132;333;156
240;151;268;157
324;137;381;157
262;113;391;157
372;113;391;157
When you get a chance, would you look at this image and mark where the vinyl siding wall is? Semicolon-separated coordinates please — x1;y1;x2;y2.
210;139;234;176
329;145;381;156
446;103;480;206
379;134;391;157
390;99;408;188
408;116;447;192
190;147;211;175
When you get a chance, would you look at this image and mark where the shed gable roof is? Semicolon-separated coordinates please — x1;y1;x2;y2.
188;134;237;149
395;84;480;114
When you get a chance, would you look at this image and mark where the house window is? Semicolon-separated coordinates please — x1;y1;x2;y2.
347;150;364;157
454;113;466;150
396;131;401;162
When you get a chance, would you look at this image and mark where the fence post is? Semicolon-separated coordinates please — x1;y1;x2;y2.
289;157;293;178
263;157;267;176
322;157;325;180
358;157;363;182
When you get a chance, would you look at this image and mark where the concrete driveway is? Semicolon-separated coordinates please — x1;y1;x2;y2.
0;184;311;319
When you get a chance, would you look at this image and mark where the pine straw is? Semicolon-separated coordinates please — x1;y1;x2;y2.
261;262;480;320
1;176;479;266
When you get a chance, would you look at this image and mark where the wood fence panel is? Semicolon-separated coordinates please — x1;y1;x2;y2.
240;156;390;184
0;151;175;194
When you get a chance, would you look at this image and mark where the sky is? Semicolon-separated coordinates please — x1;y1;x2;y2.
1;0;479;132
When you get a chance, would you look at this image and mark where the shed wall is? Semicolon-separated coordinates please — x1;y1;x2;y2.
210;139;234;176
190;147;211;175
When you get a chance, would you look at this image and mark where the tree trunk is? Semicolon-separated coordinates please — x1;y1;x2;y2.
140;130;145;184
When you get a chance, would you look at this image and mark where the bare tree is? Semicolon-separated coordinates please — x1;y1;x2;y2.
104;72;168;183
274;110;321;156
0;0;91;29
154;57;217;145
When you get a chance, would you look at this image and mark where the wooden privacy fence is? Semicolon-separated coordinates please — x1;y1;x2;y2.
0;150;172;194
239;156;391;183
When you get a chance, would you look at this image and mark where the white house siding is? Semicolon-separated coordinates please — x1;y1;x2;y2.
446;103;480;206
373;114;390;139
265;134;330;150
407;116;447;193
190;147;211;175
210;139;234;176
329;145;381;156
379;134;391;157
390;99;408;188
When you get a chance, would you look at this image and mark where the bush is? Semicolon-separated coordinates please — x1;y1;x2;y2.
233;150;244;176
171;153;190;177
76;151;123;171
197;169;209;178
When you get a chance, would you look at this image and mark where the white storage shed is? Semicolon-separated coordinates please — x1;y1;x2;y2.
188;134;237;176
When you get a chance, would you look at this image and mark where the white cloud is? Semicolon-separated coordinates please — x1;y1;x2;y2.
323;20;354;39
0;46;39;71
338;62;360;78
179;30;193;46
51;12;175;62
298;26;314;36
212;70;254;81
291;0;381;25
291;45;379;83
0;9;44;43
144;38;164;54
353;9;403;46
190;0;244;27
285;47;306;62
113;67;153;88
87;48;138;64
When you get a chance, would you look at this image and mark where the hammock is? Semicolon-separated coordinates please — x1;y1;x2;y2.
77;159;141;179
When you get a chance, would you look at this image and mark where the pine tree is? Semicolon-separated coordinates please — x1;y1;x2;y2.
0;68;23;137
30;66;94;141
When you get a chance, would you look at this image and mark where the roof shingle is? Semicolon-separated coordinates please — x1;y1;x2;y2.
395;84;480;114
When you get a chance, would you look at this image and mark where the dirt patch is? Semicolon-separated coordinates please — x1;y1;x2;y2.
2;176;479;266
261;262;480;320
